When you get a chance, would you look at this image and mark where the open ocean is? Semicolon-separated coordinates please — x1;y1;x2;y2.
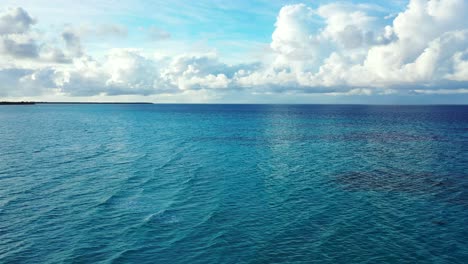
1;104;467;263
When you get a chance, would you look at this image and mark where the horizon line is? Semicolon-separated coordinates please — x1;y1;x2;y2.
1;101;468;106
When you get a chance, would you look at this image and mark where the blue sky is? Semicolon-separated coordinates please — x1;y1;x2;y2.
5;1;405;57
0;0;467;103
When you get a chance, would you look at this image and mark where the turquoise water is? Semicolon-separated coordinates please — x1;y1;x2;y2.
1;104;467;263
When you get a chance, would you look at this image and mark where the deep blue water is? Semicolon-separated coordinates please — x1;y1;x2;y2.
1;104;467;263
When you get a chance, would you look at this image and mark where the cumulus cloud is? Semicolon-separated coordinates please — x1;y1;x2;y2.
62;29;83;57
271;4;317;60
53;51;258;96
0;7;35;34
1;1;468;100
242;0;468;94
161;53;257;90
0;7;78;64
54;49;173;96
446;51;468;81
39;46;71;63
360;0;468;85
0;7;39;59
317;3;381;49
0;35;38;58
0;68;57;96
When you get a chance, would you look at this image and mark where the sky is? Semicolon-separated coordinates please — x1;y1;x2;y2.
0;0;467;104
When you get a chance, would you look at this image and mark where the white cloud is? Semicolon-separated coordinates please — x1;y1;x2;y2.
0;67;57;96
241;0;468;94
0;7;78;64
446;50;468;81
414;88;468;94
54;50;243;96
62;29;83;57
1;1;468;100
360;0;468;85
0;34;39;58
55;50;164;96
271;4;317;60
317;3;381;49
0;7;35;34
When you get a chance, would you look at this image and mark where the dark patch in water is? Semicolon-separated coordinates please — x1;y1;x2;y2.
192;131;444;146
432;220;446;226
333;170;468;205
322;132;444;143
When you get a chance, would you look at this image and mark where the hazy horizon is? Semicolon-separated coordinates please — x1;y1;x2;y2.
1;0;468;103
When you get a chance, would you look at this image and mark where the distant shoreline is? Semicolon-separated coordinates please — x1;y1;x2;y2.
37;102;154;104
1;102;467;106
0;102;36;105
0;102;153;105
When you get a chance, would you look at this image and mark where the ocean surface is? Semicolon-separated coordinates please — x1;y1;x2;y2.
1;104;467;263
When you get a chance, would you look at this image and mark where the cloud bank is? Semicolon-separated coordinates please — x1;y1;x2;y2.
1;0;468;101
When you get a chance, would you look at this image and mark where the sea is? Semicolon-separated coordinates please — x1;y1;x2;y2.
1;104;467;263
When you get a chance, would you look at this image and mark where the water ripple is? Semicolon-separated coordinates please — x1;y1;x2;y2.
1;104;467;263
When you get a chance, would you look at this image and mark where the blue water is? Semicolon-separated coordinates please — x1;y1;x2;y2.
1;104;467;263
